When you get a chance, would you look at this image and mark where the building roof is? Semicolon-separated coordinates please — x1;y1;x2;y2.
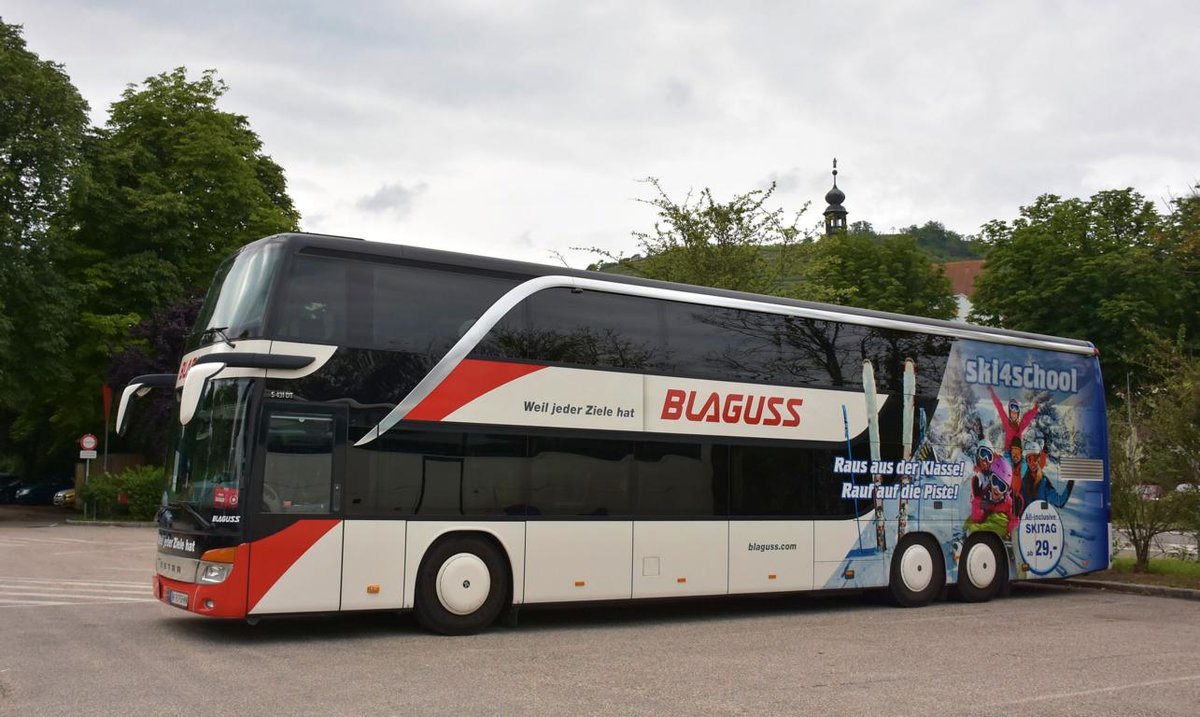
943;259;985;296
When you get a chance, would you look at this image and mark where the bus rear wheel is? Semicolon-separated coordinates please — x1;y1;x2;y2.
957;534;1005;602
888;534;944;607
414;535;508;635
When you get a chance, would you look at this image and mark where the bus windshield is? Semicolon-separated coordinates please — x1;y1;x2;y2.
188;242;284;350
170;378;255;515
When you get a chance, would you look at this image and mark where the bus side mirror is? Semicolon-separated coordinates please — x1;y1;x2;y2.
180;362;226;426
116;383;145;436
116;373;176;436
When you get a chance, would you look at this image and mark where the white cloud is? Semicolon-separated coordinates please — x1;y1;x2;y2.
355;181;429;218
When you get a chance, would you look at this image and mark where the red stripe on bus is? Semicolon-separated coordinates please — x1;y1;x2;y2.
247;519;341;612
406;359;546;421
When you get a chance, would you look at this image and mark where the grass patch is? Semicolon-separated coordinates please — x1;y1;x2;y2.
1083;556;1200;590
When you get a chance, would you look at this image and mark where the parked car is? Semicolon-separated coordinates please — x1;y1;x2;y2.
53;488;77;507
14;479;74;506
0;477;29;504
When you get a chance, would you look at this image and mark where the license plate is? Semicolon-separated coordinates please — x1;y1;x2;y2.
167;589;189;609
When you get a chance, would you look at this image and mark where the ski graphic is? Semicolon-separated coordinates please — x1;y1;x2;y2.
898;358;916;537
862;360;886;551
842;404;871;558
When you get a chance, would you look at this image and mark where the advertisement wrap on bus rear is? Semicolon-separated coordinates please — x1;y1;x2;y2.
822;340;1108;588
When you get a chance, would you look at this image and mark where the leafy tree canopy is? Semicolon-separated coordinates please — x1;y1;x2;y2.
899;221;982;260
595;179;956;321
65;67;300;317
589;177;811;295
969;188;1192;388
0;20;89;473
795;231;958;320
2;63;301;474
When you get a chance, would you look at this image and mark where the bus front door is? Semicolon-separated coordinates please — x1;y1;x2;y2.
247;404;346;615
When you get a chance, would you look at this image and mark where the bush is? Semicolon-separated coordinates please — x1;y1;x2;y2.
80;472;122;519
122;465;167;520
80;465;166;520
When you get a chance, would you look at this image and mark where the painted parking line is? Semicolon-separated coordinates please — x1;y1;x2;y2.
0;536;106;547
0;577;156;608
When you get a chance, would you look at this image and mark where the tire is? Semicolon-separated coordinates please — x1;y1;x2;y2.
414;535;509;635
957;534;1006;602
888;534;945;607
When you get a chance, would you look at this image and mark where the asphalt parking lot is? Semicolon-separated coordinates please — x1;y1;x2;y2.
3;506;1200;717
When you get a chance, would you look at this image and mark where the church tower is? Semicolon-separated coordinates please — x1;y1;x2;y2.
823;158;848;236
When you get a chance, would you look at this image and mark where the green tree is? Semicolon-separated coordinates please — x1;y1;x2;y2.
899;220;982;260
0;20;89;474
38;67;300;464
1110;415;1198;572
969;189;1178;388
1132;332;1200;488
1109;332;1199;570
66;67;299;317
592;177;811;294
795;232;957;319
1157;186;1200;356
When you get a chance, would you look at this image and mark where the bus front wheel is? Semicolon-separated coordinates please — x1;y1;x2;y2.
414;535;508;635
957;534;1006;602
888;534;944;607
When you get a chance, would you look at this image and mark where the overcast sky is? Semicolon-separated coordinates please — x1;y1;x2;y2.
7;1;1199;266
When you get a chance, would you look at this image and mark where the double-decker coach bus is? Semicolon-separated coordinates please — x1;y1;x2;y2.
119;232;1110;634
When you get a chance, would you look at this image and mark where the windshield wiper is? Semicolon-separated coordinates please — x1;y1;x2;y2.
202;326;236;348
173;500;212;530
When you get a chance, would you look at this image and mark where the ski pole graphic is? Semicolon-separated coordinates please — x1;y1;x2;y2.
898;358;916;538
843;404;864;554
863;360;886;551
915;407;928;527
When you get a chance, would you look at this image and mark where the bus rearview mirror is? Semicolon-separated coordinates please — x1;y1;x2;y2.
116;383;144;436
180;362;226;426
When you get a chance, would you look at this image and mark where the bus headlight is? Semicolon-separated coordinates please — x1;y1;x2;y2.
198;562;231;584
197;547;237;584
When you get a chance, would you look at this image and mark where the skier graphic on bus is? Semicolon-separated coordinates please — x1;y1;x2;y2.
989;386;1040;454
964;440;1019;537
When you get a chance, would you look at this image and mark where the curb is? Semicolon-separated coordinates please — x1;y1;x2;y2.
65;518;156;528
1046;578;1200;602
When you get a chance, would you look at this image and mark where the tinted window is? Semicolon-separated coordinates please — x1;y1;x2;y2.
663;303;784;384
463;433;528;516
635;441;727;516
477;285;954;395
343;425;877;519
479;288;668;371
262;413;334;514
529;435;634;516
729;442;877;518
275;254;519;354
730;444;814;517
345;429;467;515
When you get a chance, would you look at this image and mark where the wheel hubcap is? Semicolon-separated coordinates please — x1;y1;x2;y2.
436;553;491;616
965;543;996;589
900;544;933;593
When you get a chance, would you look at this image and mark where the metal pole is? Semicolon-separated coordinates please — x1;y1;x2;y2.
1126;372;1133;427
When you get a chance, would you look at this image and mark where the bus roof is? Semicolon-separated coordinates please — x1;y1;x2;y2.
245;232;1097;355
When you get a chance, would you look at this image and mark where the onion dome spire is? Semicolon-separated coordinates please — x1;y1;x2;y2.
823;158;848;236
